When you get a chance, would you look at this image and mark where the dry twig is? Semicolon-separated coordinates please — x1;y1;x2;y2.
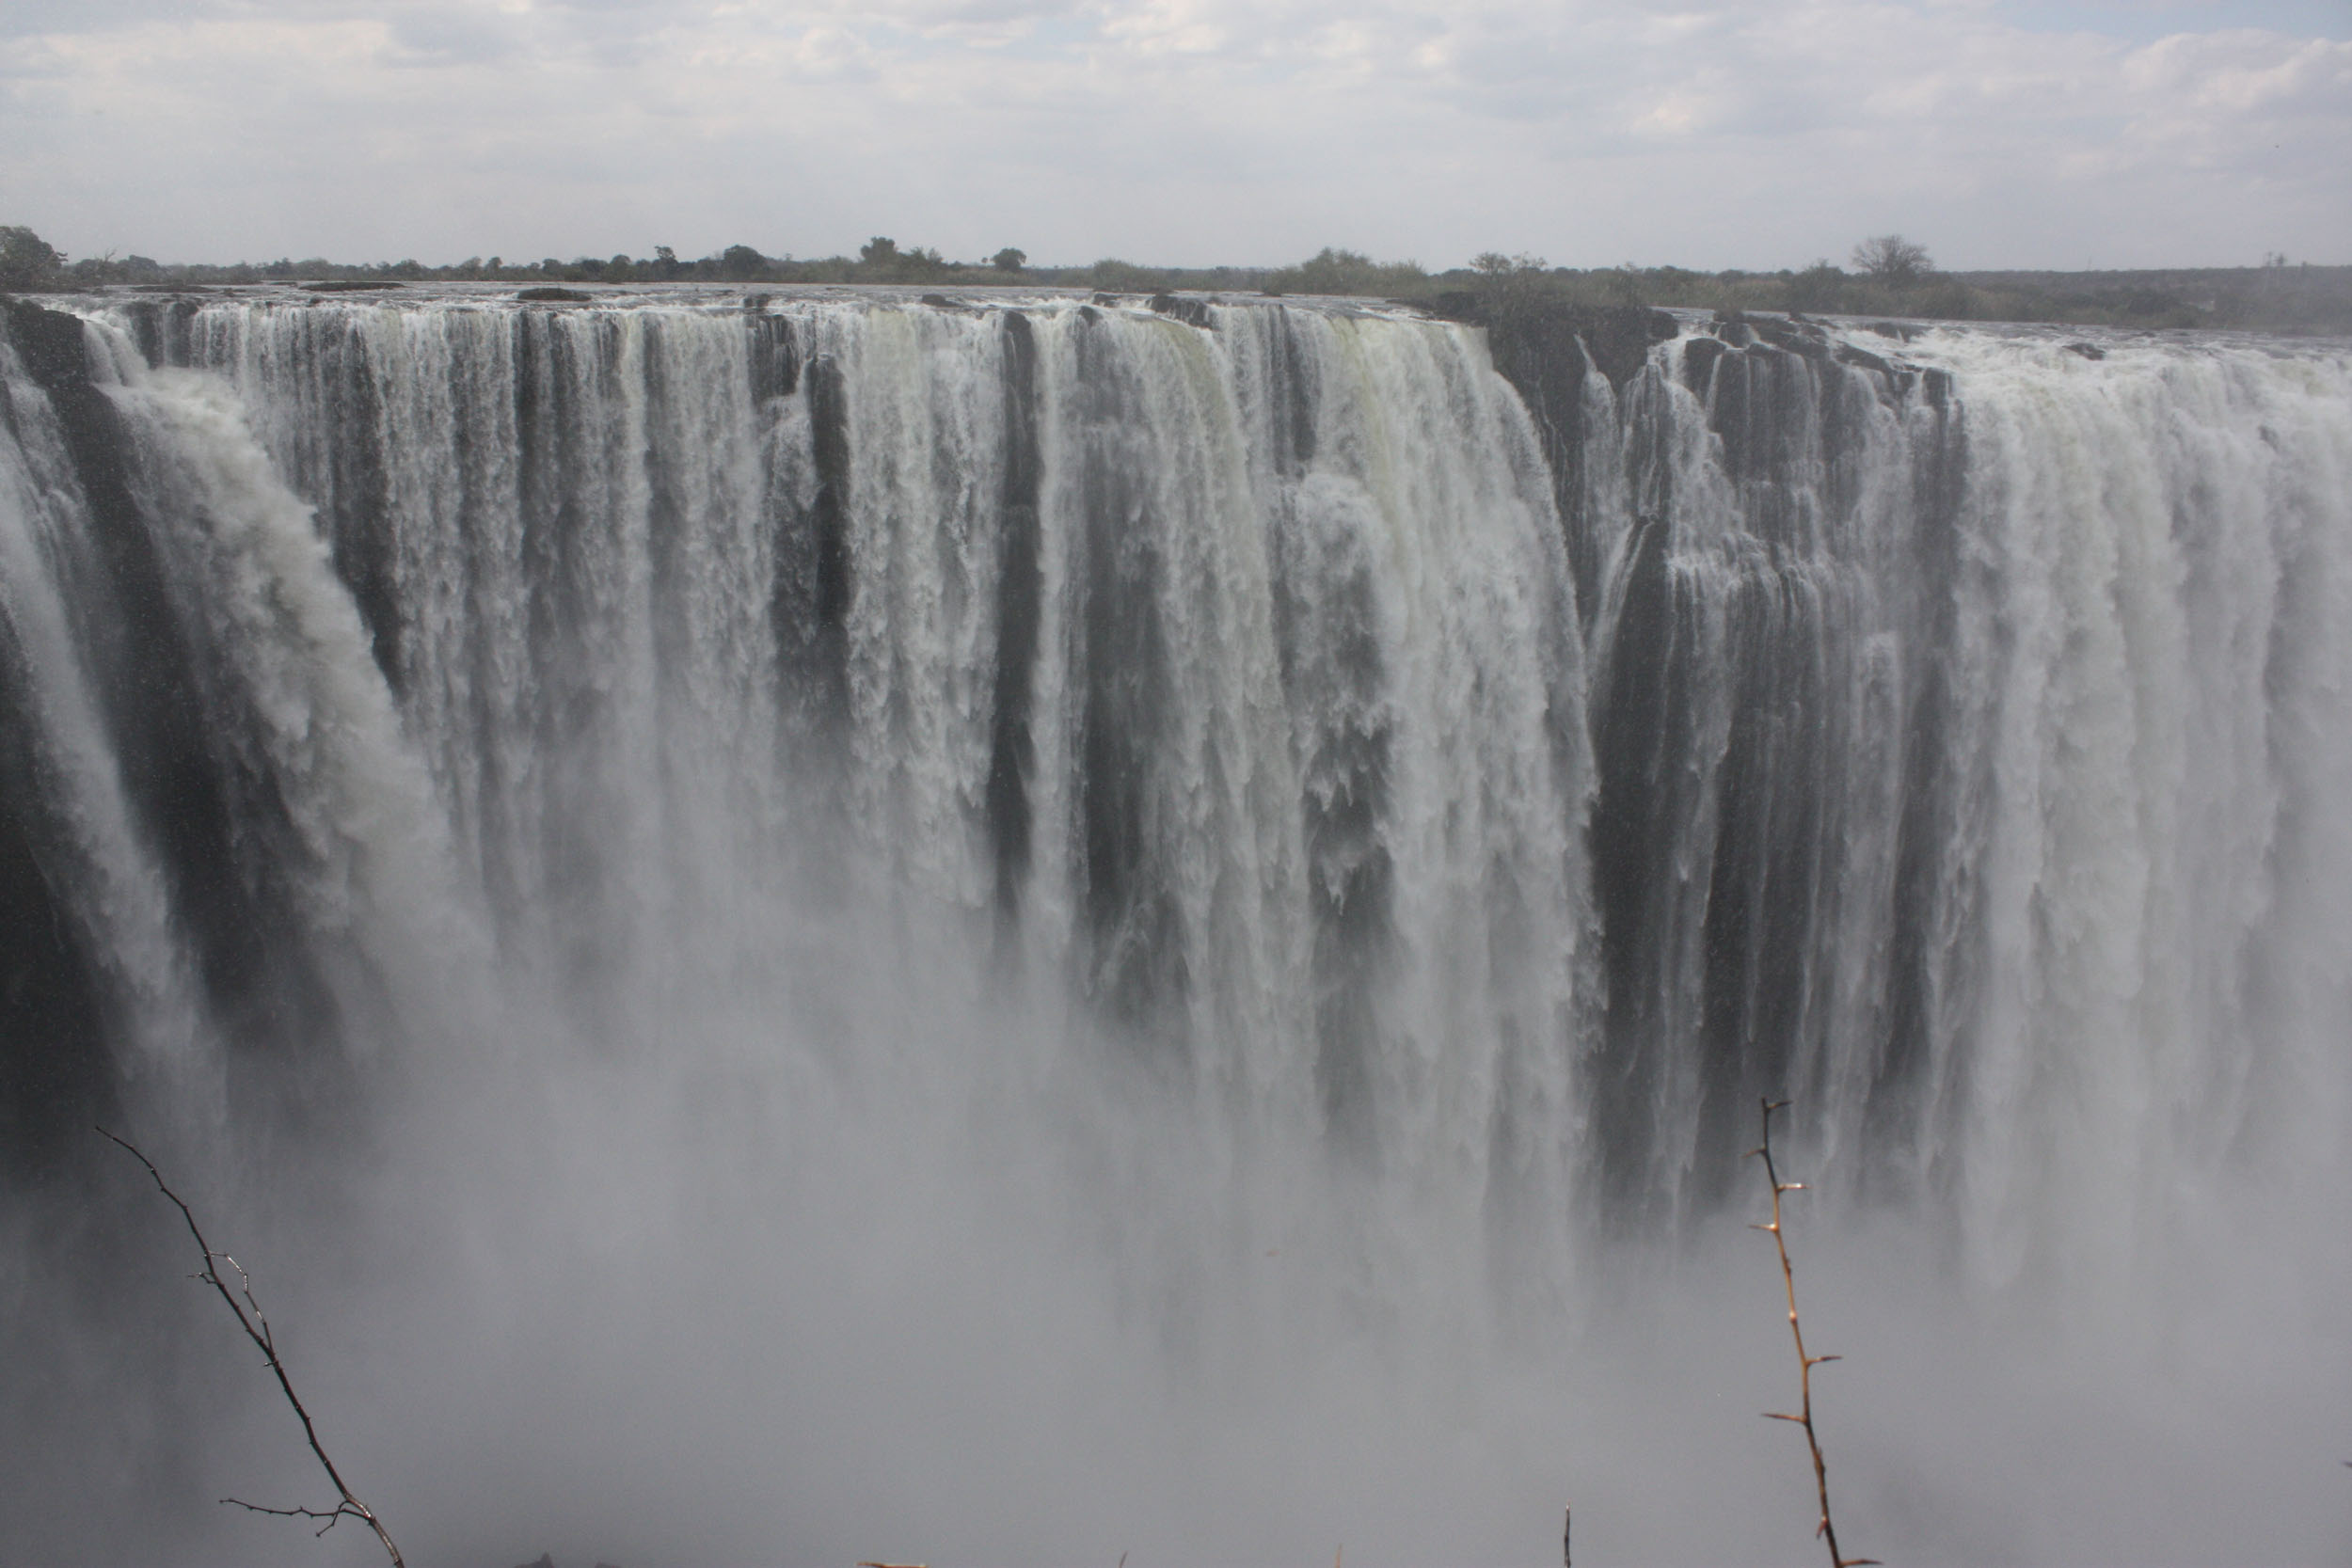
97;1127;405;1567
1749;1099;1876;1568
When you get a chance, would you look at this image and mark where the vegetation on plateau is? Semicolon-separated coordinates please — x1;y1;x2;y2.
4;223;2347;336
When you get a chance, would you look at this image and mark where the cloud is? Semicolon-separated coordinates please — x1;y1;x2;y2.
0;0;2344;269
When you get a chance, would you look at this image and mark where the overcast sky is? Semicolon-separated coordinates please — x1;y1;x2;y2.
3;0;2345;272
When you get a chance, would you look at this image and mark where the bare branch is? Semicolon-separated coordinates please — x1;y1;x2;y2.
1750;1099;1870;1568
1851;235;1933;285
221;1497;371;1539
97;1128;405;1568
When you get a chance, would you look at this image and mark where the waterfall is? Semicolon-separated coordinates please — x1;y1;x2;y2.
3;290;2347;1564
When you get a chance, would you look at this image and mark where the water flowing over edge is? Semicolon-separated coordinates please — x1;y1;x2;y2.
2;291;2348;1564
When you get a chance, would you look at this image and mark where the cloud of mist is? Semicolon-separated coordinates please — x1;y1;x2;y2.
10;907;2348;1568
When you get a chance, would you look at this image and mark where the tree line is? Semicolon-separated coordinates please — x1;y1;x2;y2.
0;228;1024;289
5;225;2344;335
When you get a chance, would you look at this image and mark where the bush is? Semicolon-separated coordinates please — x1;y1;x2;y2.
1264;247;1429;297
1087;258;1169;293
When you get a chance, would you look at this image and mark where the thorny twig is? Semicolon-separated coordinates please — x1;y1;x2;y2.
1749;1099;1876;1568
97;1128;405;1568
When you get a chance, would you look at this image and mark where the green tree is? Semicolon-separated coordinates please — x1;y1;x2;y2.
992;247;1026;273
859;236;899;269
719;244;768;280
0;226;65;289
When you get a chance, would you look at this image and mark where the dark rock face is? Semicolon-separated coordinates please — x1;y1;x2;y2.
300;280;404;293
3;308;332;1071
0;304;358;1166
118;296;201;367
985;311;1045;925
1835;342;1897;380
1422;294;1679;393
1064;309;1184;1040
0;620;117;1177
1417;292;1969;1212
1415;294;1677;613
769;341;853;751
746;313;800;404
516;286;592;302
1149;293;1215;329
1681;334;1727;392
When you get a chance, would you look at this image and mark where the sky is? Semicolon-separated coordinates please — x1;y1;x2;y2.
2;0;2346;273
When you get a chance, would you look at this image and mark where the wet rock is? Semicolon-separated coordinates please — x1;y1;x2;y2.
1748;314;1830;356
516;287;591;302
1576;305;1680;390
1834;343;1897;380
300;280;404;292
1422;295;1677;393
1149;293;1215;328
2063;341;2106;360
1683;335;1728;391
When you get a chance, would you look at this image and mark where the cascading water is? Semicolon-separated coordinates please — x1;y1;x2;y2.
2;288;2346;1565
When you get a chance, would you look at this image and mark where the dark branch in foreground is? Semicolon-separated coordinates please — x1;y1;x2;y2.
96;1127;405;1567
1749;1099;1876;1568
